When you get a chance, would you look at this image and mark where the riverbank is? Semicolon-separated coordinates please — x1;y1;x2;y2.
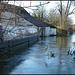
0;35;75;74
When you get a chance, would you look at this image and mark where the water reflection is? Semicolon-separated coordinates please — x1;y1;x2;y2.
56;36;68;49
0;33;75;74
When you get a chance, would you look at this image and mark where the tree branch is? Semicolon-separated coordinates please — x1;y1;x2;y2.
67;1;72;15
68;8;75;15
65;0;69;15
23;1;50;8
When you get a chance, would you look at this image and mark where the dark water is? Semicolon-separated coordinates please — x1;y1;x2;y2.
0;33;75;74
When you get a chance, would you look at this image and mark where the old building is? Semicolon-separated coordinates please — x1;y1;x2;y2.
0;2;56;42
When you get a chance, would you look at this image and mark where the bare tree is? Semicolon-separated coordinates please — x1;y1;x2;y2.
58;0;75;30
32;6;46;22
47;8;72;29
59;0;62;29
47;10;60;27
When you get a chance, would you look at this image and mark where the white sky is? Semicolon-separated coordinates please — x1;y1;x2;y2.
7;1;75;24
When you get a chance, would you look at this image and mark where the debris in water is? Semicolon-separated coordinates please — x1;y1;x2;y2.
50;52;55;57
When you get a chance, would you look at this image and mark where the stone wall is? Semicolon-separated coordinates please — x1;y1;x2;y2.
0;36;40;59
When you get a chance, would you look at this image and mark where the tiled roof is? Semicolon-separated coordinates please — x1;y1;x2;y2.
20;14;49;27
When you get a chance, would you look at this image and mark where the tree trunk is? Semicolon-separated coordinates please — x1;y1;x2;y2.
60;0;62;30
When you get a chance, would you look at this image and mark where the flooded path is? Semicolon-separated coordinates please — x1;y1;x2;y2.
0;33;75;74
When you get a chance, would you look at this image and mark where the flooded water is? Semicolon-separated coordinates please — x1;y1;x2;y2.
0;33;75;74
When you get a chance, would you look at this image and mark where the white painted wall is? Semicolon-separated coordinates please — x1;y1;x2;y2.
1;12;38;40
45;27;50;36
38;27;56;36
50;28;56;35
1;12;36;26
2;25;38;40
45;27;56;36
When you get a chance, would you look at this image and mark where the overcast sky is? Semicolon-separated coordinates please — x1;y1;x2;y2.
8;1;75;24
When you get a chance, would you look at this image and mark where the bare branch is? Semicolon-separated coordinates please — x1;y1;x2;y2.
65;0;69;15
68;8;75;15
0;13;12;40
52;5;60;13
23;1;50;8
67;1;73;15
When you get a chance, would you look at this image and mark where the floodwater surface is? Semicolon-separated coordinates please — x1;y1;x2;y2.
0;33;75;74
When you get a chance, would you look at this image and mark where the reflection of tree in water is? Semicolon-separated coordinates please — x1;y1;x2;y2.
56;36;67;73
56;36;68;49
56;36;72;73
